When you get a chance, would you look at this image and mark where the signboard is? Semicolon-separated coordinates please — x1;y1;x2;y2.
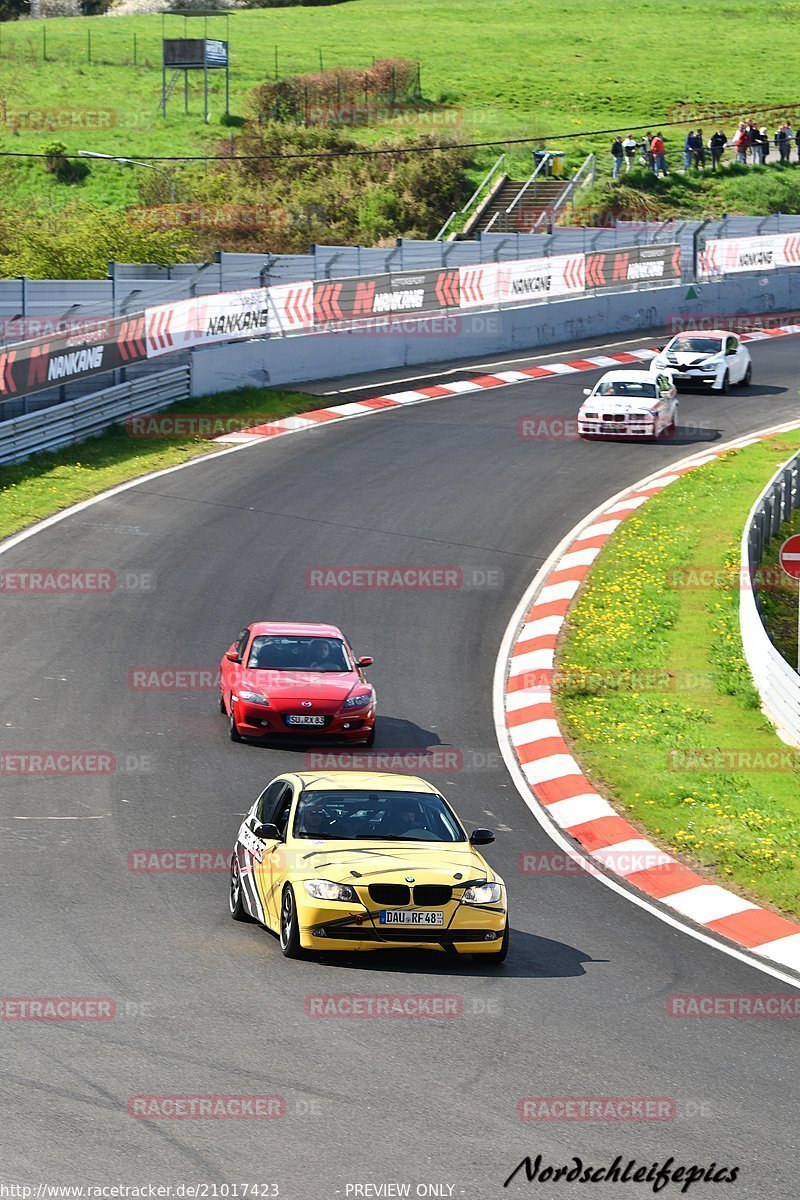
0;317;146;401
585;244;682;289
312;269;459;326
162;39;229;70
698;233;800;278
146;290;271;359
779;534;800;581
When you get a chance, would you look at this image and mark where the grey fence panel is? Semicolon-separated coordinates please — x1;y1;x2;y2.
740;448;800;745
0;366;191;465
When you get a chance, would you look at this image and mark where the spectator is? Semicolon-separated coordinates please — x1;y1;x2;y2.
709;129;727;170
732;123;749;163
692;128;706;169
746;120;760;159
640;132;654;170
650;132;667;176
622;133;638;171
683;130;695;172
795;126;800;162
750;126;765;164
611;135;624;179
786;121;795;158
759;126;770;164
776;123;791;163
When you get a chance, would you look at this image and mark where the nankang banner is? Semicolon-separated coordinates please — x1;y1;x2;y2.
0;316;147;401
584;243;682;289
312;269;460;326
698;233;800;278
146;289;271;358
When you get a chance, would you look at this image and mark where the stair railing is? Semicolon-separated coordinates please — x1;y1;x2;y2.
435;153;506;241
531;153;595;232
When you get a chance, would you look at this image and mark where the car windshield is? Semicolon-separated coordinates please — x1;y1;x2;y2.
596;381;657;398
247;636;350;673
669;336;722;354
293;789;465;842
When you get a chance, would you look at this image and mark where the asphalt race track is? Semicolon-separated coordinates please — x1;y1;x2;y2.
2;332;799;1198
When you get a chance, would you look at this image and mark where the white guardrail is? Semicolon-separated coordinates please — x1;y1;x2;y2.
740;449;800;746
0;365;190;465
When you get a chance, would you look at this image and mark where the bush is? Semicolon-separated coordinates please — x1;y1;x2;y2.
251;59;420;125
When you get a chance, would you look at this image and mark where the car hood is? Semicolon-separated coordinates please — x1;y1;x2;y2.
236;668;358;702
582;396;660;413
293;840;498;885
664;350;720;365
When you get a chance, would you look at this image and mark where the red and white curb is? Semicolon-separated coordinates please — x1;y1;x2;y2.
496;419;800;981
213;325;800;445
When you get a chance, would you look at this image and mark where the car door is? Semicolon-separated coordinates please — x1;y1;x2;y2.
235;777;285;925
726;335;745;382
252;779;295;929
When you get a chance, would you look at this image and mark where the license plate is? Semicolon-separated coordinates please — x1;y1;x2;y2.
379;910;444;926
600;423;620;433
286;714;326;726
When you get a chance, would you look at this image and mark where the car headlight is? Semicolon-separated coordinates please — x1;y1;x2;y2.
304;879;358;902
238;690;270;705
463;882;502;905
342;692;372;709
698;356;722;368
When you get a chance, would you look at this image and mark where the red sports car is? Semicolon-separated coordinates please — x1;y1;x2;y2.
219;622;376;745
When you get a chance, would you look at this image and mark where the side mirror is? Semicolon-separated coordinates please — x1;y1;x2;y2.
582;388;591;397
253;822;282;841
657;345;665;352
469;828;495;846
225;650;239;662
357;656;373;668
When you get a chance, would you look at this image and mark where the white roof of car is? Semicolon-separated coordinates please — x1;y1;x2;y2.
593;369;659;384
668;329;730;339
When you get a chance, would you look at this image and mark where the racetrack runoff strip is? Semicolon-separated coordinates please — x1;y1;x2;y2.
497;419;800;980
212;325;800;444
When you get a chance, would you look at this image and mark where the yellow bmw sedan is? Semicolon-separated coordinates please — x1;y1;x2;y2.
229;771;509;963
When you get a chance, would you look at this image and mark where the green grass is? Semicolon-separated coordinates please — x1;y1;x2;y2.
556;432;800;919
3;0;800;211
0;382;320;541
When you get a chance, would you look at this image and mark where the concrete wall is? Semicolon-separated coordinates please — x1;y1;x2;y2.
189;272;800;396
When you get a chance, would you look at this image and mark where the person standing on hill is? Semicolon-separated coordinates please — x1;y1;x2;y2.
709;129;727;170
611;135;624;179
795;126;800;162
732;123;749;163
640;132;654;170
650;132;667;176
776;123;790;163
683;130;694;172
622;133;637;171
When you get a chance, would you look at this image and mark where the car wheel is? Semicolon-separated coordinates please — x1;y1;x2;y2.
279;885;303;958
742;362;752;386
719;370;730;395
362;721;377;747
229;854;256;923
475;922;509;965
228;701;244;743
218;689;226;714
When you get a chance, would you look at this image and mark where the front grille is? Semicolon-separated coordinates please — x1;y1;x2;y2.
368;883;410;906
602;413;626;422
413;885;452;907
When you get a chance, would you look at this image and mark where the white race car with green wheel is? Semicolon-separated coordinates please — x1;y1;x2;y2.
649;330;752;392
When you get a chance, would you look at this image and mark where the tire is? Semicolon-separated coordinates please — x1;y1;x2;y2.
229;853;256;923
362;720;377;747
228;701;244;743
218;689;226;714
279;885;303;958
742;362;752;386
719;370;730;395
